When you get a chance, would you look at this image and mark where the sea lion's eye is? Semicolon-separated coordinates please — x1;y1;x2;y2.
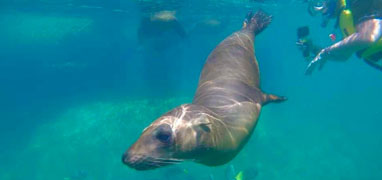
155;124;172;143
156;131;171;143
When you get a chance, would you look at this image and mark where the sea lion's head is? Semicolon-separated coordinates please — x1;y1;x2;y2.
122;104;217;170
151;10;177;22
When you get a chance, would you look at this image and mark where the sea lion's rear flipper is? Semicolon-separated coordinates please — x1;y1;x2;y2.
262;93;287;105
243;10;272;35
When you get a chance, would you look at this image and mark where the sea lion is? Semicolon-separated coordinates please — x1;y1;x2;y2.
137;10;186;47
122;11;286;170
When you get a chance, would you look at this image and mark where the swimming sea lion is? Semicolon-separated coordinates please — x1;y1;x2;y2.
123;10;286;170
138;10;186;46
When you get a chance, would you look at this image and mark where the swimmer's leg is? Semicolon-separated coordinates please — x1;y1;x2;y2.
363;58;382;71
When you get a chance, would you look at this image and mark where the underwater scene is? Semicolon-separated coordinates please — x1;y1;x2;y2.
1;0;382;179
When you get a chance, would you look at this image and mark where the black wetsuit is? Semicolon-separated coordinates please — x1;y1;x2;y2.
347;0;382;23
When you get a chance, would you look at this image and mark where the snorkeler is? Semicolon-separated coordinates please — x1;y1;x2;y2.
296;26;322;61
304;0;382;75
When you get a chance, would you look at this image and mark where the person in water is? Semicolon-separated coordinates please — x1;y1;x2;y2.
305;0;382;75
296;26;322;61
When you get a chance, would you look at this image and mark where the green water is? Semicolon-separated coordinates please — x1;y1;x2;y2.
0;0;382;179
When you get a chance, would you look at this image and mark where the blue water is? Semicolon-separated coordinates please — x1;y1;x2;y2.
1;0;381;179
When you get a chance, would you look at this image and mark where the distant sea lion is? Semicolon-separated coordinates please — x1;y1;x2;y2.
138;10;186;46
123;11;286;170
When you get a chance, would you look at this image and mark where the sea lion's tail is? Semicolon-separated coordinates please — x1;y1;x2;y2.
243;10;272;35
262;93;287;106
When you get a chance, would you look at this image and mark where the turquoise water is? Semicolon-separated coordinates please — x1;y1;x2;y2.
1;0;382;179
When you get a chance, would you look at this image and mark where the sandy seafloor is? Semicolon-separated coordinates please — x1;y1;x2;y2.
0;0;382;179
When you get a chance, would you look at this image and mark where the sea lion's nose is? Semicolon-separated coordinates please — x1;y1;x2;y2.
122;152;130;164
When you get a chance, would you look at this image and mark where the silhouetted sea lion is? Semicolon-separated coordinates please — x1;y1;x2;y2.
138;10;186;46
123;10;286;170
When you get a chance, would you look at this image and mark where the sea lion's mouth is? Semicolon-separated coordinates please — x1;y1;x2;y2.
122;153;182;170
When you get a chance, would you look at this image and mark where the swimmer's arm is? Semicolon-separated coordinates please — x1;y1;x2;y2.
325;19;382;61
305;19;382;75
324;33;372;61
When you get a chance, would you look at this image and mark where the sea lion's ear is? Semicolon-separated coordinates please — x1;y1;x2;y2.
196;120;211;133
194;114;211;132
198;123;211;133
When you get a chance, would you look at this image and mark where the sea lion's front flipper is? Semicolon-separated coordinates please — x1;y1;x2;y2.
262;93;287;105
243;10;272;35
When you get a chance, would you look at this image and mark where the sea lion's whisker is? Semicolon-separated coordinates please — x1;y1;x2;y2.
150;159;177;164
147;158;182;167
162;158;183;162
128;155;182;169
152;157;183;164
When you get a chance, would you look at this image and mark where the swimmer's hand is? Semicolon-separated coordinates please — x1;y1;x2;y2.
305;48;329;75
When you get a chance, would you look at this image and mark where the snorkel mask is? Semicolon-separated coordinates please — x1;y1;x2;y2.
307;0;327;16
307;0;337;27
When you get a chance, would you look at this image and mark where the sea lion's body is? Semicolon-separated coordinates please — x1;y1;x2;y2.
123;11;285;170
190;26;266;166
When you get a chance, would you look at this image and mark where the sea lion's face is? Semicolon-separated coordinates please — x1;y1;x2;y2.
122;122;179;170
122;104;214;170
